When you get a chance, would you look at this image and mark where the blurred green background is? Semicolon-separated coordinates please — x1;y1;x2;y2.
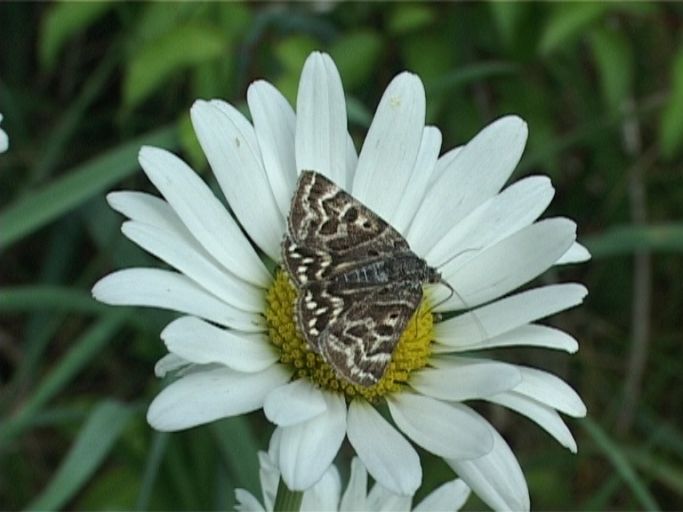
1;2;682;510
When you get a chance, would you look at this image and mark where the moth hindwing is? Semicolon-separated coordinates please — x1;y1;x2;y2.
282;170;441;386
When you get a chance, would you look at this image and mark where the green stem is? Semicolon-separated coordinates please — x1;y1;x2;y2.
273;477;303;512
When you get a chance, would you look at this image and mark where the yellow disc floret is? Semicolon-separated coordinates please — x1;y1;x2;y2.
265;270;433;401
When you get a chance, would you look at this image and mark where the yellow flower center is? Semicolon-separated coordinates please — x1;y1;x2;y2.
265;270;434;401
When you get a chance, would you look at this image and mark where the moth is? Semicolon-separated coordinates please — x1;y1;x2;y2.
282;170;449;387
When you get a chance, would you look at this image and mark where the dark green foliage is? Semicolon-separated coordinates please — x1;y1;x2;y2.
1;2;682;510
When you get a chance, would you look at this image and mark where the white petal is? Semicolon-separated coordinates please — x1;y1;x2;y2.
263;379;327;426
352;72;426;221
410;356;522;401
414;479;470;512
434;283;588;346
234;489;265;512
408;116;528;255
347;400;421;496
447;424;530;512
487;391;577;452
346;134;358;183
92;268;264;332
122;221;263;312
387;393;494;460
257;451;279;511
366;484;411;512
427;145;463;186
556;241;591;265
161;316;278;373
435;217;576;310
277;391;347;490
302;465;341;511
514;366;587;417
339;457;368;512
154;353;189;378
191;100;284;260
147;364;291;431
138;146;271;287
392;126;442;234
432;323;579;354
296;52;348;188
107;191;183;233
248;80;298;218
426;175;554;268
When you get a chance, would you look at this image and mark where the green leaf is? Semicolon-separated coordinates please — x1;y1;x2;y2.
580;418;660;510
330;31;383;90
488;2;528;46
124;25;227;108
27;401;134;511
539;3;609;56
590;27;633;112
0;125;177;248
583;224;683;258
135;432;170;510
39;1;114;70
0;285;105;313
388;4;435;35
0;313;128;445
660;46;683;160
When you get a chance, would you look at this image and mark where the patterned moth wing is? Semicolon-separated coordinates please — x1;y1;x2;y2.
282;170;441;386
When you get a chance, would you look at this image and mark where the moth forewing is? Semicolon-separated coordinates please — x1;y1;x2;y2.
283;170;440;387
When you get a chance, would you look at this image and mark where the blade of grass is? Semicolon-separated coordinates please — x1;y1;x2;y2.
425;61;517;95
583;223;683;258
135;432;170;510
580;417;660;510
27;400;134;511
0;125;177;248
0;286;108;314
0;311;128;445
211;417;261;496
625;447;683;496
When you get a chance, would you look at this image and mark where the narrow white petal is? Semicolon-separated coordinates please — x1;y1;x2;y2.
302;465;341;512
414;479;470;512
122;221;264;312
248;80;298;218
107;191;184;233
154;353;189;378
434;284;588;346
277;391;347;490
138;146;271;287
352;72;426;221
393;126;442;234
191;100;284;261
339;457;368;512
366;485;411;512
347;400;421;496
257;451;279;511
147;364;291;431
92;268;264;332
432;323;579;354
346;134;359;184
514;366;587;417
427;145;462;186
426;175;554;267
161;316;278;373
387;394;494;460
556;241;592;265
263;379;327;426
296;52;348;188
410;356;522;401
435;218;576;310
447;425;530;512
408;116;528;255
487;391;578;452
234;489;265;512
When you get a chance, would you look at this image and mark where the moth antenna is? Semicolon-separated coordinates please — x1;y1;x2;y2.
432;278;490;344
436;245;483;270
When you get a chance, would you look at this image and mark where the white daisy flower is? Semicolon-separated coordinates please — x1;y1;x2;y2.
0;113;8;153
93;51;589;511
236;434;470;512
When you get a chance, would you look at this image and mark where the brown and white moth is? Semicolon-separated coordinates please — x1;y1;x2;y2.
282;170;444;387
